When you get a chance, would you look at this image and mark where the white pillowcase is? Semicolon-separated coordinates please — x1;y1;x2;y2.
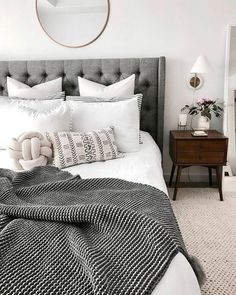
0;92;64;113
78;75;135;98
0;102;70;149
7;77;62;98
69;98;140;153
7;98;64;112
66;94;143;144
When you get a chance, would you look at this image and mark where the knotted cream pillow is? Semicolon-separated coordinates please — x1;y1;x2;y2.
8;131;52;170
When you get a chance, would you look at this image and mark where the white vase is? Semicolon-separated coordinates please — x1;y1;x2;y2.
198;116;210;130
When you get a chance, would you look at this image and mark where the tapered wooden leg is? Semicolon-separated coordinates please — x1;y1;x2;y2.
208;167;213;186
216;166;223;201
169;163;176;187
173;166;182;201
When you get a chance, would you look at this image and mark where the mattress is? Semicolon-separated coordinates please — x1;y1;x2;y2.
0;131;201;295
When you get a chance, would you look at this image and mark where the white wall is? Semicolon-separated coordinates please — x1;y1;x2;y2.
1;0;236;180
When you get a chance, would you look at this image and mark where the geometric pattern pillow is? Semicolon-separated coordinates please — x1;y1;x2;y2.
66;94;142;111
66;93;142;116
46;127;120;169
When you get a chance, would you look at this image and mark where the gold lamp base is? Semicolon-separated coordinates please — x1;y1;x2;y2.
189;74;203;89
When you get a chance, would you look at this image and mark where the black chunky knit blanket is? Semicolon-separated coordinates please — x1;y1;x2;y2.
0;166;204;295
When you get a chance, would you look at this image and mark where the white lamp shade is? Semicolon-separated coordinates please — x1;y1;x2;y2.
190;55;210;74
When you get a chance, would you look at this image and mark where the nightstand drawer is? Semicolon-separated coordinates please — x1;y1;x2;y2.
178;151;225;164
177;140;225;152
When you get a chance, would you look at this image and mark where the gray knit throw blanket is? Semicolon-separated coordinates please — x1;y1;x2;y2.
0;166;205;295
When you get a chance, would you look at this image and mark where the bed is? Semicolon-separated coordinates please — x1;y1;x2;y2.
0;58;202;295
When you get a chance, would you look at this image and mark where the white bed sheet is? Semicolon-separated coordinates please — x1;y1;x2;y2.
64;131;168;194
0;131;201;295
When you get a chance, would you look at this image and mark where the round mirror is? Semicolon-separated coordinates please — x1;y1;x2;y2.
36;0;110;48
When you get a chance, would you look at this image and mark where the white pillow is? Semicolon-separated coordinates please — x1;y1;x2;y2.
0;102;70;149
0;92;65;113
78;75;135;98
66;93;143;144
8;97;64;112
69;98;140;153
7;77;62;98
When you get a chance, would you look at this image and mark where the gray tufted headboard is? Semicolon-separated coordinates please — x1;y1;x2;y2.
0;57;165;151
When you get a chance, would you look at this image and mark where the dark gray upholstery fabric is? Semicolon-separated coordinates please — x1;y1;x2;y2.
0;58;165;151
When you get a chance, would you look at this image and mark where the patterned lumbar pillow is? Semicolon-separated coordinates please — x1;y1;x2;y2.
46;127;121;169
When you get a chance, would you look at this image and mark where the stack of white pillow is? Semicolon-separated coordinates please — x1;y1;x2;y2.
0;77;68;149
0;74;142;169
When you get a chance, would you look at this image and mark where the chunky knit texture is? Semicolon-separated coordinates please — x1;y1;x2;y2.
8;131;52;171
0;166;203;295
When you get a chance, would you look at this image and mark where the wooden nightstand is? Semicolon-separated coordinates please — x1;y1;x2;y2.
169;130;228;201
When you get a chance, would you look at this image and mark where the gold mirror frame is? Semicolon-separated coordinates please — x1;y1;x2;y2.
36;0;110;48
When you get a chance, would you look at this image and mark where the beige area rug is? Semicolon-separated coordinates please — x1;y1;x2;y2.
169;188;236;295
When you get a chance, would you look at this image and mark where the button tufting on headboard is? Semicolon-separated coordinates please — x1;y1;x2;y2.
0;58;165;151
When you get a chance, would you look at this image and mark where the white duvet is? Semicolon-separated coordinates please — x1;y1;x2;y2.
0;131;201;295
63;132;167;193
